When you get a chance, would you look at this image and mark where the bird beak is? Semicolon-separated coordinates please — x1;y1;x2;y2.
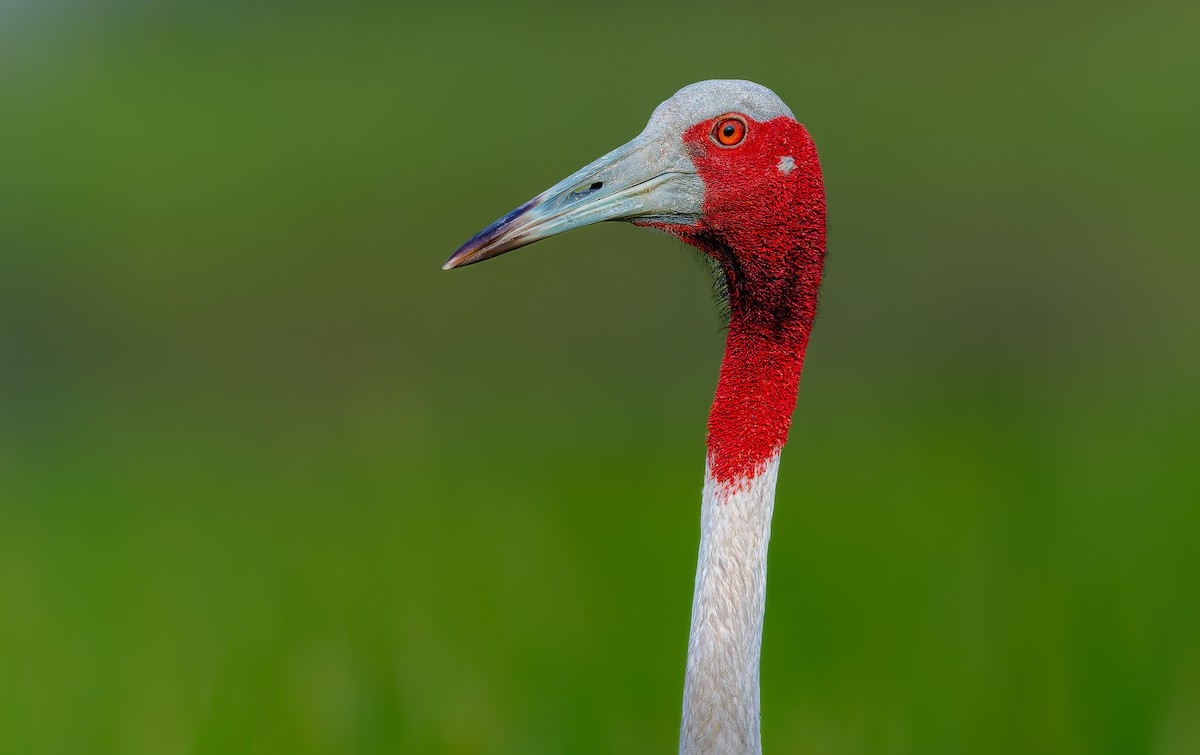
443;137;702;270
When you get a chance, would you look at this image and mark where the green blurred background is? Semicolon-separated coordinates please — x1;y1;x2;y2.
1;1;1198;753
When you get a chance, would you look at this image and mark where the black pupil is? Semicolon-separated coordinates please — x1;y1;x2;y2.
723;124;736;138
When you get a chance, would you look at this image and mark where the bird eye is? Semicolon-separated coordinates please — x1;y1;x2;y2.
712;116;747;147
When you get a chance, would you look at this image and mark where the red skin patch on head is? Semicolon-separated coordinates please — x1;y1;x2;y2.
642;115;826;486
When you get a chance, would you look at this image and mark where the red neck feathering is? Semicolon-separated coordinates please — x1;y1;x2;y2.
648;115;826;486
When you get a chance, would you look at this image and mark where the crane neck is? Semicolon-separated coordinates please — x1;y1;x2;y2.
679;187;824;753
679;319;808;754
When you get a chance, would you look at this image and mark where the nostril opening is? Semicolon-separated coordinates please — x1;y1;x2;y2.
570;181;605;200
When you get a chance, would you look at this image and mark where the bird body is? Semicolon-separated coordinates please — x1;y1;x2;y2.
445;80;825;755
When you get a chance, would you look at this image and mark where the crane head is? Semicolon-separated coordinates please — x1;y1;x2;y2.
442;80;825;304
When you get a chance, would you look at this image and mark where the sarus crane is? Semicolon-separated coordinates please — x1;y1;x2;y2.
443;80;826;755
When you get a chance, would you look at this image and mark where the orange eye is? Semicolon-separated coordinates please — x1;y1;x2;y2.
712;116;747;147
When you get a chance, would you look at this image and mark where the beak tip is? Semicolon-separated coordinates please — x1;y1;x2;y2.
442;246;479;271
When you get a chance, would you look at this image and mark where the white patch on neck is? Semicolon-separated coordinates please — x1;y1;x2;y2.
680;454;782;755
776;155;796;175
